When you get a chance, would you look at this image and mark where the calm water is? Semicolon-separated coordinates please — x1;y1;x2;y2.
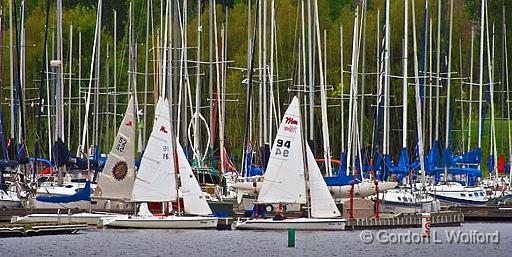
1;222;510;257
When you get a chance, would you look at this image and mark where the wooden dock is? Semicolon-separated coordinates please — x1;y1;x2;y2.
447;206;512;221
346;211;463;230
0;223;88;237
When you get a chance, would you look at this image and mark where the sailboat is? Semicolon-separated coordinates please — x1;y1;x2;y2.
0;160;22;208
99;98;217;229
14;96;138;225
235;97;345;230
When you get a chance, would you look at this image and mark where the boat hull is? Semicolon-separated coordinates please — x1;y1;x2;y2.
428;184;488;206
101;215;218;229
11;213;123;225
0;199;21;208
330;181;397;199
235;218;346;230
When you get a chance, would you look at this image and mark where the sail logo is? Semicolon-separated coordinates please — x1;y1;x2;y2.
160;126;168;134
126;120;133;127
285;116;298;125
284;126;297;133
112;160;129;181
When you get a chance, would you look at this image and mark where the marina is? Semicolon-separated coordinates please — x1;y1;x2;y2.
1;0;512;255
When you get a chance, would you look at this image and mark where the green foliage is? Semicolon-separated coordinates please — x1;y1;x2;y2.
0;0;510;169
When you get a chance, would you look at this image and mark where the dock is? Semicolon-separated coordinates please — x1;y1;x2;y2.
0;223;88;237
447;206;512;221
346;211;464;230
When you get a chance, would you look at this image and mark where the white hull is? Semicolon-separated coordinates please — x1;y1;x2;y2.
330;181;397;199
27;197;135;211
100;215;218;229
375;189;436;214
428;183;488;206
235;218;346;231
0;190;21;208
0;199;21;208
11;212;123;225
28;199;93;209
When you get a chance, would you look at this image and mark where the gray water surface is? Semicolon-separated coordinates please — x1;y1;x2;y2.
1;222;510;257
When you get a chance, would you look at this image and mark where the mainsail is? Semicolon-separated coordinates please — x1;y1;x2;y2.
95;96;136;200
131;99;177;202
306;144;341;218
257;97;306;204
176;140;212;216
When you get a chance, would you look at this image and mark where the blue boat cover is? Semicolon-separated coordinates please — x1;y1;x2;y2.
36;181;91;203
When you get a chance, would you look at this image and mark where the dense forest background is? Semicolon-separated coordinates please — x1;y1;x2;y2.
0;0;510;174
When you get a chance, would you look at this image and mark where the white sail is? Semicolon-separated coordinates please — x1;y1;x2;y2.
95;96;136;200
257;96;306;204
176;140;212;216
306;144;341;218
131;98;177;202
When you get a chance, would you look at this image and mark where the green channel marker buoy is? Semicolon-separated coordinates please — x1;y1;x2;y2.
288;227;295;247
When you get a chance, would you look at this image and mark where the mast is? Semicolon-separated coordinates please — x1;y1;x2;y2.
477;0;485;150
313;0;332;175
105;43;110;150
67;25;73;148
428;18;433;148
503;5;512;187
263;0;267;145
467;26;474;152
383;0;390;156
443;0;454;182
269;0;275;143
307;0;313;143
402;0;408;149
80;0;102;152
411;0;426;184
241;0;259;177
93;0;102;151
435;0;441;142
359;0;367;151
34;0;51;171
113;10;117;138
485;2;497;175
193;0;202;163
340;25;344;153
8;0;13;140
208;0;214;154
143;0;151;151
347;7;359;176
54;0;64;185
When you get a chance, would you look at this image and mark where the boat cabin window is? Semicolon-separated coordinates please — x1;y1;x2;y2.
460;193;466;197
468;194;473;197
397;197;402;201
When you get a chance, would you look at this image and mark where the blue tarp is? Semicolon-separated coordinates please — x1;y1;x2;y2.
36;181;91;203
